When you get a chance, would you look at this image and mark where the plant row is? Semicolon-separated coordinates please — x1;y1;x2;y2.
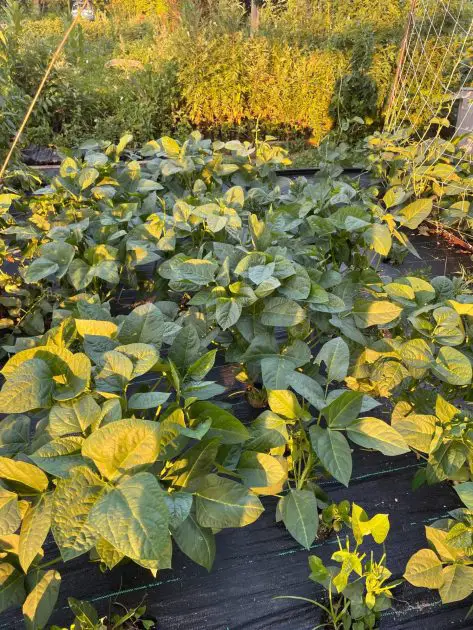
0;132;472;628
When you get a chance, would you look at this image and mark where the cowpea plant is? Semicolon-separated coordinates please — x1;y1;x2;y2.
0;299;285;627
349;272;473;486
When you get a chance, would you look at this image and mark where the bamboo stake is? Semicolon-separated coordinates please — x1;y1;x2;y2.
0;11;81;181
385;0;418;130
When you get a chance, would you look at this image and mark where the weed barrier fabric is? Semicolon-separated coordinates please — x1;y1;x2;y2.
1;210;473;628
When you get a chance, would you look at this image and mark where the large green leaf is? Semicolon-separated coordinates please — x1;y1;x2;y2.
0;563;25;614
19;494;52;573
0;415;30;458
309;426;352;487
315;337;349;383
353;300;403;328
172;514;215;571
216;298;242;330
0;457;48;495
89;472;170;562
168;325;201;370
167;439;220;489
30;436;85;478
52;467;107;561
0;359;53;413
346;417;409;456
323;391;364;429
245;411;289;451
238;451;286;494
0;489;20;536
82;418;161;481
261;297;306;327
23;569;61;630
279;488;318;549
191;402;249;444
119;303;165;346
432;346;472;386
195;474;263;528
454;482;473;510
49;395;101;437
286;372;325;410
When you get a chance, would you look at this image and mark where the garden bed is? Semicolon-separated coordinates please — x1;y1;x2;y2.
1;134;473;630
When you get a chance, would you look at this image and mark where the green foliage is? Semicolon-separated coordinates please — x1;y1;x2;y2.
0;131;471;626
4;0;466;149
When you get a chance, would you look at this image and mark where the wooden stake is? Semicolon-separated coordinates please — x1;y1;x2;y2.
0;11;81;180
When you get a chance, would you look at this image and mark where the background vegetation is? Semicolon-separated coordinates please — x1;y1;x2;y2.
1;0;468;153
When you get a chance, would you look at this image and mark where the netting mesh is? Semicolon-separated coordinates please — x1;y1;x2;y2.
383;0;473;199
385;0;473;137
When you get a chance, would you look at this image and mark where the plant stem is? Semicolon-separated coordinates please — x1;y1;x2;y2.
39;555;62;570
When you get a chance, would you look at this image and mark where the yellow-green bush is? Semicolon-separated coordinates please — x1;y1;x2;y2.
177;33;346;141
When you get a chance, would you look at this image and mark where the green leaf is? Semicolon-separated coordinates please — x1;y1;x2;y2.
404;548;444;588
261;297;306;327
0;359;53;413
0;489;20;536
89;472;169;562
52;467;107;561
0;457;48;495
195;474;263;528
191;402;249;444
439;564;473;604
23;569;61;630
49;395;101;437
30;436;85;478
168;325;201;371
261;356;296;389
399;198;433;229
353;300;403;328
128;392;170;409
346;417;409;456
186;349;217;381
0;563;25;614
238;451;286;494
454;482;473;510
216;298;242;330
286;372;325;410
95;350;134;394
309;426;352;487
19;494;52;572
323;391;364;429
167;439;220;489
0;415;30;458
172;514;215;571
279;489;318;549
246;411;289;451
432;346;472;386
315;337;349;383
82;418;161;481
164;492;193;529
119;303;165;346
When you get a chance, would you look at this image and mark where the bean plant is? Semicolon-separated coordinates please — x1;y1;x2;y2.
0;132;472;626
